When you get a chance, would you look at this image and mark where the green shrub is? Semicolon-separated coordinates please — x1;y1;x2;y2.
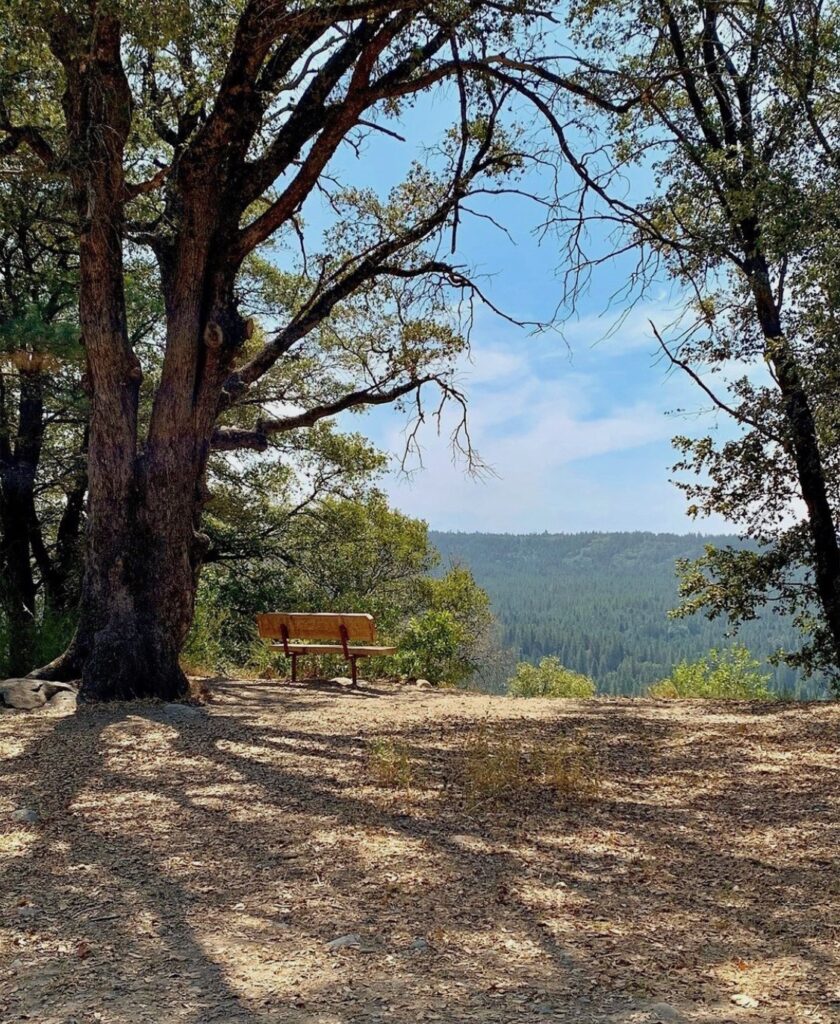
181;603;233;676
395;609;465;685
0;607;76;679
648;645;773;699
507;656;596;698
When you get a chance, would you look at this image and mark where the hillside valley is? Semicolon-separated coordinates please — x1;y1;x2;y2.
431;531;829;698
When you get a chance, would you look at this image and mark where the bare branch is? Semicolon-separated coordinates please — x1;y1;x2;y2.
652;321;783;445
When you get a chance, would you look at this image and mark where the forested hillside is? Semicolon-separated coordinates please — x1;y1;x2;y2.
431;532;829;698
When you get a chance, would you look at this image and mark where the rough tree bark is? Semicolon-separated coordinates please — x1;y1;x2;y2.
11;2;515;700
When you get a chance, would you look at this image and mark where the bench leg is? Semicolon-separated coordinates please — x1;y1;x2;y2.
350;656;357;687
291;653;297;683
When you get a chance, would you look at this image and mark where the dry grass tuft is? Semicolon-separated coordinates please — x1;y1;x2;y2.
366;736;415;789
455;720;600;808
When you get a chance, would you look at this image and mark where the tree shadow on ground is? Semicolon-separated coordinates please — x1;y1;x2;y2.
1;685;837;1024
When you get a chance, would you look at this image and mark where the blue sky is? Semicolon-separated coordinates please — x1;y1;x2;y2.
307;88;736;535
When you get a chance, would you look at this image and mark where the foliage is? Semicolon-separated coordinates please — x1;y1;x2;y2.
509;0;840;687
0;177;85;676
184;472;498;685
455;721;600;809
433;530;830;698
394;610;466;686
402;564;495;685
0;0;555;698
508;656;596;699
180;603;233;680
648;646;774;701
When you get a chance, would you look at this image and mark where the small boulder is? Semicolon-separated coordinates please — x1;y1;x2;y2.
415;678;433;690
649;1004;682;1023
0;679;48;709
326;933;361;951
0;679;77;710
11;808;39;824
48;689;77;710
730;994;759;1009
329;676;355;688
158;702;204;722
42;681;77;699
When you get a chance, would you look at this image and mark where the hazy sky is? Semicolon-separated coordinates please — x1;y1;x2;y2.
314;90;735;535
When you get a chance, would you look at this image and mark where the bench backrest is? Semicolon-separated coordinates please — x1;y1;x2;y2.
257;612;377;643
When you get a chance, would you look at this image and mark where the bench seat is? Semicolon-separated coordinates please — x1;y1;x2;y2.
268;643;397;656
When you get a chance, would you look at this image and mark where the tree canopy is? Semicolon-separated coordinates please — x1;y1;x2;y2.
481;0;840;684
2;1;839;697
0;0;561;699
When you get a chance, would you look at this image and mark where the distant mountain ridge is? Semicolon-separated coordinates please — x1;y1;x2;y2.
429;530;828;698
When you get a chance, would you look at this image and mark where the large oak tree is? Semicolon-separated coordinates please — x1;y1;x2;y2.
0;0;554;699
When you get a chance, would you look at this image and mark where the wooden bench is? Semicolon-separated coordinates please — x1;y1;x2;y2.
256;612;397;686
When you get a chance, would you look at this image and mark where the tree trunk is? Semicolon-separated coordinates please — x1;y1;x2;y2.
70;474;202;700
34;13;198;701
750;265;840;666
28;11;302;700
0;481;38;676
39;462;87;617
0;372;45;675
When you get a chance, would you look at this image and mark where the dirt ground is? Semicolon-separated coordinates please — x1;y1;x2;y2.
1;681;838;1024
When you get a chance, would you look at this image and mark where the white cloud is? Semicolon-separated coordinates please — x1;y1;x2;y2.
346;302;744;534
366;335;701;532
558;297;685;355
459;346;528;385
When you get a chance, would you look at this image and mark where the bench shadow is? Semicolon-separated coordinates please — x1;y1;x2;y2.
210;676;394;700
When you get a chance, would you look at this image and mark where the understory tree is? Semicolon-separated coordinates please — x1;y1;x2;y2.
1;0;554;700
187;433;496;684
493;0;840;687
0;179;86;675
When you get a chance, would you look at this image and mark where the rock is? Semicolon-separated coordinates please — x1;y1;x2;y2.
41;681;77;699
326;933;361;951
414;678;433;690
410;937;430;952
0;679;48;709
158;702;203;722
0;679;77;710
649;1005;682;1023
730;994;759;1009
11;807;39;824
48;689;77;709
16;905;38;919
329;677;354;688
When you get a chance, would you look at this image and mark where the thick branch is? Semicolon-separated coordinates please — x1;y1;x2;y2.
212;375;434;450
0;100;57;167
